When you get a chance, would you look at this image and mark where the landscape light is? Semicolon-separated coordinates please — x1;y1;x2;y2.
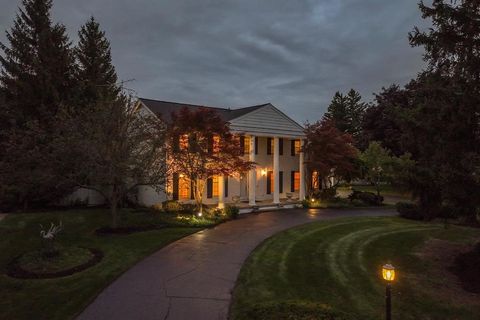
311;198;315;202
381;264;395;320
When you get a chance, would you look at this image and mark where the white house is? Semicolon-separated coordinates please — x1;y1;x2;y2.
137;98;306;208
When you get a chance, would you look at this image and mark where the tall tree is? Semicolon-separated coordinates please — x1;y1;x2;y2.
167;108;254;214
404;0;480;221
68;95;168;228
0;0;75;210
75;16;119;108
360;85;410;155
304;119;359;193
323;89;367;146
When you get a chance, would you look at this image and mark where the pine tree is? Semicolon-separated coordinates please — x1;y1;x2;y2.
0;0;75;210
0;0;75;125
75;16;119;108
323;89;367;146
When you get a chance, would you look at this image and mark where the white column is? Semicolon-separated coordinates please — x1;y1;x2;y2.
248;135;256;206
299;139;306;200
217;175;225;209
273;136;280;204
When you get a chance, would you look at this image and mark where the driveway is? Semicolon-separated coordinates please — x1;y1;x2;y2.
78;208;395;320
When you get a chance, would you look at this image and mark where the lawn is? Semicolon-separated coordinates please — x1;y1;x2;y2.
230;217;480;320
0;208;211;320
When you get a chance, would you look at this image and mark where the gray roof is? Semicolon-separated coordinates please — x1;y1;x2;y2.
139;98;267;122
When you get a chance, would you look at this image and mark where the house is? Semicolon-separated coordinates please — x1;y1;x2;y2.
137;98;306;208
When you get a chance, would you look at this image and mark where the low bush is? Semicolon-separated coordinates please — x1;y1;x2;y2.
224;205;240;219
240;301;352;320
396;202;423;220
162;200;183;213
311;188;337;201
348;190;383;205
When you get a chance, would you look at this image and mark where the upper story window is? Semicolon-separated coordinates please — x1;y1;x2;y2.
291;139;301;156
179;134;189;150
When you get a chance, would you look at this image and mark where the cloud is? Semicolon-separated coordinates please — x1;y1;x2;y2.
0;0;429;123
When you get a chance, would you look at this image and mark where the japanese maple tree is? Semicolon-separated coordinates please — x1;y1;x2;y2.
167;107;254;214
303;119;359;193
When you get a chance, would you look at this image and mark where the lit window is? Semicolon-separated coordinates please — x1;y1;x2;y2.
179;175;190;199
244;136;250;154
179;134;189;150
213;136;220;153
294;172;300;191
312;171;319;189
294;140;301;155
213;176;219;197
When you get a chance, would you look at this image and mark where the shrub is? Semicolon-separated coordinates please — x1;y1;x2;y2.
241;301;353;320
181;203;197;214
312;188;337;201
224;205;240;219
396;202;423;220
348;190;383;205
162;200;183;213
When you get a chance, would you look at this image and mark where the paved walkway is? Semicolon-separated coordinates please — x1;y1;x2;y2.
78;208;395;320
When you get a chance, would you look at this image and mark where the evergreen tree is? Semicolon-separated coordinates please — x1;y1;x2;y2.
404;0;480;221
323;89;367;146
0;0;75;210
75;16;119;108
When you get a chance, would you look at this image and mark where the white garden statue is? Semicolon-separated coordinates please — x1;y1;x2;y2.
40;222;63;240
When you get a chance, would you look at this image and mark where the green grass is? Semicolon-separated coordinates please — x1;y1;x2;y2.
231;217;480;320
0;208;207;320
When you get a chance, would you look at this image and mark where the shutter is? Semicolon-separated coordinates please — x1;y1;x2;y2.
224;176;229;197
255;137;259;155
291;140;295;156
267;138;272;155
207;135;213;154
279;138;284;155
279;171;283;193
290;171;295;192
267;171;272;194
173;173;179;200
207;178;213;198
173;136;180;153
190;180;195;200
240;136;245;154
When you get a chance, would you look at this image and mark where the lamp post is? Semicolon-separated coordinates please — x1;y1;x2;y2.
382;264;395;320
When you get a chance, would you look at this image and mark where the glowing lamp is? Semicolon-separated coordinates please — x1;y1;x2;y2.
311;198;315;203
261;169;267;176
382;264;395;282
197;212;202;217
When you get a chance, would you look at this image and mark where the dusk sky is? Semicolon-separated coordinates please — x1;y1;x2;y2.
0;0;430;123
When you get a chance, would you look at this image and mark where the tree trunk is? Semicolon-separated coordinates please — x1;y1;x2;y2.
111;184;118;229
194;179;205;215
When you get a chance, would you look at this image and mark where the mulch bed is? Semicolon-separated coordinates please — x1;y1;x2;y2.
95;224;166;235
7;248;103;279
450;242;480;293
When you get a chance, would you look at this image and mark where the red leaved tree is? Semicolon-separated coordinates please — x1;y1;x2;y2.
166;107;254;213
304;119;359;194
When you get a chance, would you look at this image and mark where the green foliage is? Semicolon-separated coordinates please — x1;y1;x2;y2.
348;190;383;206
224;205;240;219
323;89;368;146
396;202;422;220
162;200;183;213
239;301;352;320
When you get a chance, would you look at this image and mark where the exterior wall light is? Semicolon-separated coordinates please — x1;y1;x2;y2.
382;264;395;320
261;169;267;176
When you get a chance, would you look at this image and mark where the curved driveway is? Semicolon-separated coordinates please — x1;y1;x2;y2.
78;208;395;320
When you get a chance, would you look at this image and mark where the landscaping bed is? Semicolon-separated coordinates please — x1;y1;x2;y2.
230;217;480;320
0;208;203;320
8;247;103;279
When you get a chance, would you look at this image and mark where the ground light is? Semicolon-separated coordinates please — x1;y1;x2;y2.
382;264;395;320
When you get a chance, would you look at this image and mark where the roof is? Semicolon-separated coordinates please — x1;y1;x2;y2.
139;98;267;123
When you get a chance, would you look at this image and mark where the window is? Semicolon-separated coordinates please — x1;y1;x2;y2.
213;136;220;153
279;171;283;193
294;140;301;155
179;134;189;150
291;171;300;192
279;138;284;155
240;136;250;154
267;138;273;155
255;137;258;155
212;176;219;197
179;174;190;199
312;171;319;190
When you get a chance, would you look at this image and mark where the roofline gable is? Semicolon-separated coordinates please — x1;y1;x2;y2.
228;103;304;130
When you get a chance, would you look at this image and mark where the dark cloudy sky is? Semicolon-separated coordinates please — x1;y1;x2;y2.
0;0;430;123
